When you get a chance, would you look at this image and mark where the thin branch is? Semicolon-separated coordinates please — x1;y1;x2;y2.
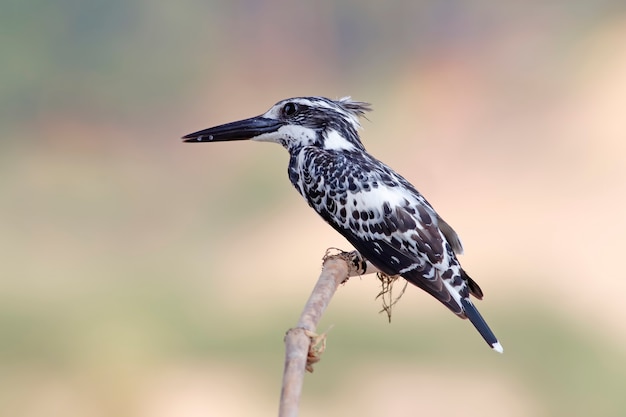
278;250;380;417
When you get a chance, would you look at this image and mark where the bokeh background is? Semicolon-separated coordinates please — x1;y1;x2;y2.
2;1;626;416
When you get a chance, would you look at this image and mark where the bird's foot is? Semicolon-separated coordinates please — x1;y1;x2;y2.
322;248;357;283
322;248;378;280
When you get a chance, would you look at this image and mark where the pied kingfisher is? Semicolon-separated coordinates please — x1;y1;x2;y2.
182;96;502;353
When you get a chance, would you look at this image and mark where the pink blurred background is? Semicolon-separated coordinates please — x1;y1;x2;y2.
2;1;626;416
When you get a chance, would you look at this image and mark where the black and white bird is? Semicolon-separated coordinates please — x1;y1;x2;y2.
182;96;502;353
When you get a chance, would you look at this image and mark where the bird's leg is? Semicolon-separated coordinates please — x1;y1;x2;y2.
345;250;382;276
323;248;381;281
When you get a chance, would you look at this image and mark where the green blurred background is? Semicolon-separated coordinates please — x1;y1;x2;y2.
2;1;626;416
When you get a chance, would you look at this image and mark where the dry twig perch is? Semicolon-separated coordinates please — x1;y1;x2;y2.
278;249;381;417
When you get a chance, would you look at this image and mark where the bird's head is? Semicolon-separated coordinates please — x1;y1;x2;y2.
182;97;372;153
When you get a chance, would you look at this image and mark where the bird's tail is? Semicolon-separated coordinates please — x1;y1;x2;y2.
461;297;503;353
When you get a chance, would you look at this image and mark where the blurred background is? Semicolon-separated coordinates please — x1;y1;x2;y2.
2;1;626;416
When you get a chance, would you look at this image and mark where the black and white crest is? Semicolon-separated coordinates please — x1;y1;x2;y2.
183;96;502;353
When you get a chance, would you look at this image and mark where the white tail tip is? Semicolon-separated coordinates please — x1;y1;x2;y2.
492;342;504;353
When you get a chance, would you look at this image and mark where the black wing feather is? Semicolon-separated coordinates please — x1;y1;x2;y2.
317;204;467;316
297;148;476;317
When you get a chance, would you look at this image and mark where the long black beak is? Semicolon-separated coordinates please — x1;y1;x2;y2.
182;116;285;142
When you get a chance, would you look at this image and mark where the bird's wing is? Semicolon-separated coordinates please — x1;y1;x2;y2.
437;214;464;255
297;149;477;315
308;186;462;311
329;188;470;316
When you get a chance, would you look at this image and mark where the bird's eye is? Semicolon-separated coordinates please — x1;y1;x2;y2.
283;102;298;117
